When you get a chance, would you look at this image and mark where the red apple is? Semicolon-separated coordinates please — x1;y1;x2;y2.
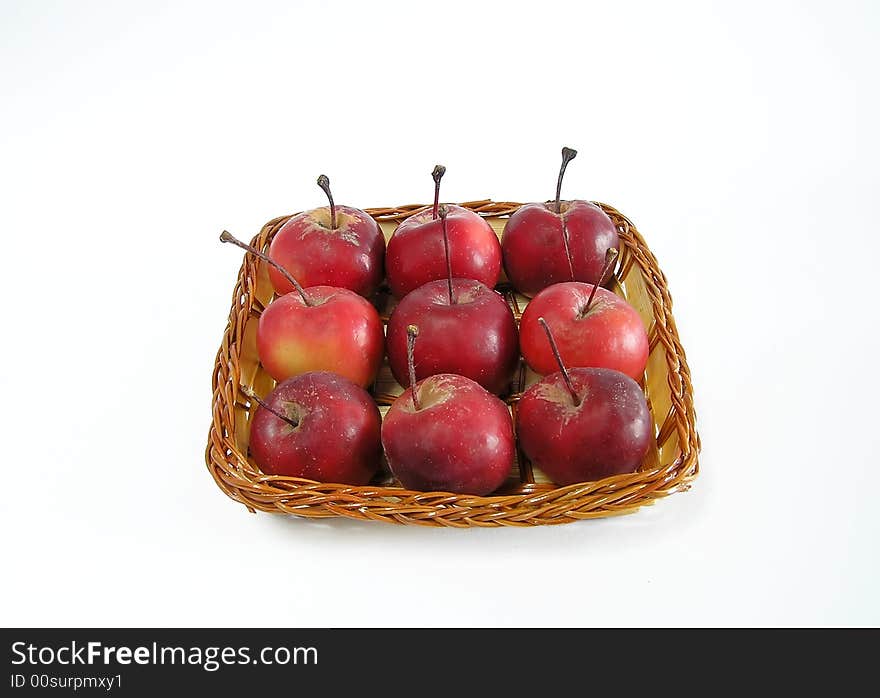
268;175;385;297
221;231;384;388
386;165;502;298
517;318;652;484
518;367;652;485
386;279;518;394
385;207;518;395
245;372;382;484
520;282;648;381
382;364;514;495
520;257;648;381
501;147;619;297
519;247;649;380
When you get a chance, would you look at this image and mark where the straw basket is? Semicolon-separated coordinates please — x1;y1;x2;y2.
206;200;699;526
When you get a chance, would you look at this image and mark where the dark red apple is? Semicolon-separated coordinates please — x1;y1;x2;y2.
385;207;518;395
519;250;648;381
386;165;502;298
268;175;385;297
245;372;381;484
381;326;514;495
386;279;518;394
501;147;619;297
517;318;652;485
221;231;384;388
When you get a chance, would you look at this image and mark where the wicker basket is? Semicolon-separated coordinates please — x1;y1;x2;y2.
206;200;699;526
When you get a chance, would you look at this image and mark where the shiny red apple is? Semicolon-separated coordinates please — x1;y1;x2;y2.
501;147;619;297
221;231;384;388
386;165;502;298
245;372;382;484
381;367;514;495
519;248;648;381
385;207;518;395
517;318;652;485
268;175;385;297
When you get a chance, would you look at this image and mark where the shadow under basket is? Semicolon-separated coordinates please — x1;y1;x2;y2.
206;200;700;527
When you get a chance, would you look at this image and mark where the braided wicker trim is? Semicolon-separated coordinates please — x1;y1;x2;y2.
206;201;700;526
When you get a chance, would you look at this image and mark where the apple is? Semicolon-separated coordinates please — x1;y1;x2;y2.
386;279;518;395
516;317;652;485
519;248;648;382
385;165;502;298
501;147;619;297
385;206;518;395
381;326;515;495
221;231;384;388
267;175;385;298
244;372;382;484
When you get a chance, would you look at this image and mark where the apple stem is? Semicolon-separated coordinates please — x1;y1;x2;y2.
582;247;620;316
431;165;446;220
561;218;575;281
537;317;580;406
316;174;337;230
555;146;577;213
439;205;455;305
219;231;313;306
406;325;421;410
241;386;299;428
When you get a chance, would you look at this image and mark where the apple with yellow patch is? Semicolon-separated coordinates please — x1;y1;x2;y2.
221;231;384;388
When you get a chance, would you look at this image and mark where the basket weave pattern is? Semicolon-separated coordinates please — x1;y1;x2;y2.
206;201;700;526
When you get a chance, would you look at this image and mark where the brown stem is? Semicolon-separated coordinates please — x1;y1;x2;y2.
582;247;619;316
407;325;421;410
316;174;336;230
537;317;580;406
219;231;313;305
241;386;299;428
220;231;313;306
561;217;575;281
439;205;455;305
431;165;446;220
555;146;577;213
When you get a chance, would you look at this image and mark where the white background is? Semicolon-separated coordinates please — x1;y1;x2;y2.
1;0;878;627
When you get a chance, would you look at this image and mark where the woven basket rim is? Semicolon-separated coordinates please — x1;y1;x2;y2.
205;199;700;526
